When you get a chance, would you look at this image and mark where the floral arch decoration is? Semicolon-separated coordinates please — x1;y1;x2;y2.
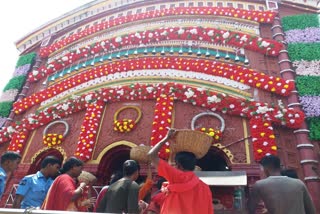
191;112;225;144
213;143;234;164
113;106;142;133
43;120;69;147
31;146;67;164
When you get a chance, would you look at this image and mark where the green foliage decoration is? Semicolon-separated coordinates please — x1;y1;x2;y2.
0;101;13;117
282;14;320;31
307;117;320;140
15;52;36;68
287;43;320;61
2;75;26;92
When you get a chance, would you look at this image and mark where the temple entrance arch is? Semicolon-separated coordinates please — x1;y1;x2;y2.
28;148;64;174
197;147;231;171
96;142;135;185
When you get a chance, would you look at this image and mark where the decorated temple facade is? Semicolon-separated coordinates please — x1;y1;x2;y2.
0;0;319;212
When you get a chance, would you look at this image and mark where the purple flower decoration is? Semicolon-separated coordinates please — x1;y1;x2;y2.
299;96;320;117
285;27;320;43
0;117;6;127
293;60;320;76
13;64;31;77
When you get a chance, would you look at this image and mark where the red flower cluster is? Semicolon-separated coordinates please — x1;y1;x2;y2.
31;26;282;82
75;100;105;161
7;131;29;153
250;117;277;161
16;57;293;115
150;94;174;160
39;7;276;57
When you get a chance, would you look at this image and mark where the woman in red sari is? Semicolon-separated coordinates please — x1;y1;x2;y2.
41;157;86;211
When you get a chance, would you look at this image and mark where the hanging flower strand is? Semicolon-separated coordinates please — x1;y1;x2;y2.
150;94;174;159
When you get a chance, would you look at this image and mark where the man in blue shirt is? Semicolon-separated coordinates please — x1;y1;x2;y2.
12;156;61;209
0;151;21;201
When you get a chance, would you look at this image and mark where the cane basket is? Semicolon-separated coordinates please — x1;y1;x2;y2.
170;129;212;159
130;145;152;163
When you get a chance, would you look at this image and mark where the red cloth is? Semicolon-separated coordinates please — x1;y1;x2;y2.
93;186;108;212
146;191;166;214
158;159;214;214
41;174;77;211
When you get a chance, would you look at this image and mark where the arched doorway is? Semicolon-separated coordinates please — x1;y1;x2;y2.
28;148;64;174
96;145;131;185
197;147;231;171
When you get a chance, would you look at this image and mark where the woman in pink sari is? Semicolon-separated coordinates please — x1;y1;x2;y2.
42;157;86;211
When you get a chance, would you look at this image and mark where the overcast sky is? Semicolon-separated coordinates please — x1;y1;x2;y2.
0;0;93;93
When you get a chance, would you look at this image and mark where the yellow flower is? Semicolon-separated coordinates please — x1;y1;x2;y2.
165;148;170;153
257;149;263;153
271;146;277;150
260;132;266;137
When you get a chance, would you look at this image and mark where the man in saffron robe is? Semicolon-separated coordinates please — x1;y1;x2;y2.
148;129;213;214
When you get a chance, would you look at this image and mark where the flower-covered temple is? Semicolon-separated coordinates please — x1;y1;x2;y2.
0;0;319;212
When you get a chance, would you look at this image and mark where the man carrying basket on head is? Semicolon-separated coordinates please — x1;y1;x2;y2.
148;129;214;214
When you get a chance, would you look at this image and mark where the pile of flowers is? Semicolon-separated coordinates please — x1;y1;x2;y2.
114;119;135;133
30;26;282;82
75;100;105;161
43;133;64;147
7;131;30;153
197;127;222;144
15;57;293;115
250;117;277;161
150;94;174;159
39;7;276;58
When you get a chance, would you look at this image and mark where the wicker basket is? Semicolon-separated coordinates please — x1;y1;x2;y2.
170;129;212;159
130;145;152;163
78;171;97;184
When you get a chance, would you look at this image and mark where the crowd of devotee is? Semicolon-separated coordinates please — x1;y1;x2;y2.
0;129;316;213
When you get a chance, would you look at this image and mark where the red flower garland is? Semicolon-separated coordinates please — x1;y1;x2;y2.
75;100;105;161
16;57;293;115
250;116;277;161
1;83;304;162
150;94;174;159
39;7;276;58
31;26;282;82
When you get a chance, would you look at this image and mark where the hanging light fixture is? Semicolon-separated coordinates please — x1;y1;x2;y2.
225;52;230;60
134;49;138;55
116;52;121;59
244;57;249;65
179;46;183;55
197;48;201;56
235;55;240;62
108;54;112;61
152;47;156;55
215;50;220;59
161;47;165;55
144;47;148;55
125;50;129;58
170;46;174;54
188;46;193;55
205;48;210;57
99;56;104;62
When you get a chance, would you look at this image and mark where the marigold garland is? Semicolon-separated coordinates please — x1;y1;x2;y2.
113;106;142;133
43;133;64;147
39;7;277;58
197;127;222;144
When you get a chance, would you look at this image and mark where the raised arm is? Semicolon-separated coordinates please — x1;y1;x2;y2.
147;129;176;167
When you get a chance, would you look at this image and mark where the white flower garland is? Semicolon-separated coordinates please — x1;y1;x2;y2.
40;69;250;107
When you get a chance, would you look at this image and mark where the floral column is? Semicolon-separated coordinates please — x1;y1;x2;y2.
150;94;174;160
75;100;105;161
249;116;276;161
